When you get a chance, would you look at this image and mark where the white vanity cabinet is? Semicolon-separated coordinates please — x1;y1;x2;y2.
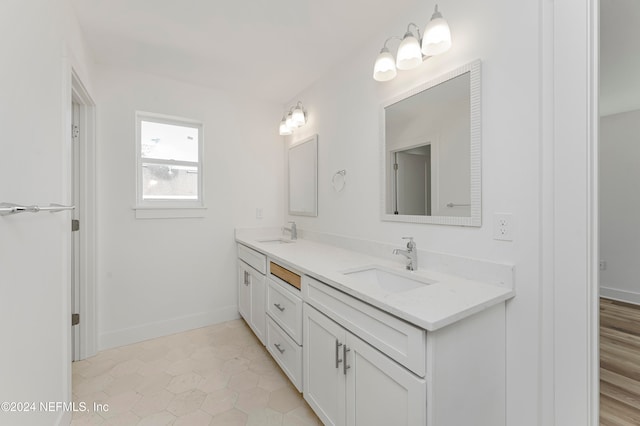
237;244;267;345
303;284;426;426
303;275;506;426
235;237;509;426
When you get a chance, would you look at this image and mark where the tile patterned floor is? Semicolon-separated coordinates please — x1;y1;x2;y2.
71;320;322;425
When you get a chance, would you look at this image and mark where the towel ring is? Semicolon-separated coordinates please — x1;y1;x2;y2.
332;170;346;192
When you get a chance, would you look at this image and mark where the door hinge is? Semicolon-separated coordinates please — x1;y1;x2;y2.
72;219;80;232
393;163;399;171
72;125;79;139
72;313;80;326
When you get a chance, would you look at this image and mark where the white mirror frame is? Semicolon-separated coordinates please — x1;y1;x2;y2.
288;134;318;217
380;59;482;226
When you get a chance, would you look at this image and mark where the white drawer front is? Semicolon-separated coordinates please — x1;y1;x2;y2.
267;317;302;392
303;275;426;377
237;244;267;275
267;278;303;345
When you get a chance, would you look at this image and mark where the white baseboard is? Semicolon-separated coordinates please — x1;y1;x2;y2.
600;286;640;306
98;305;240;351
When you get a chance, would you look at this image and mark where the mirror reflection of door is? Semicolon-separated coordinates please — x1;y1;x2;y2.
394;145;431;215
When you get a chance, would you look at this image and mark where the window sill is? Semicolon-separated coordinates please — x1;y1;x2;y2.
134;206;207;219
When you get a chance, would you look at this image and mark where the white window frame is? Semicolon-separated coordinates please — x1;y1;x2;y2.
134;111;205;219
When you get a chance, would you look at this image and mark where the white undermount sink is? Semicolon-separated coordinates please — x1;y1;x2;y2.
257;238;295;244
342;266;436;294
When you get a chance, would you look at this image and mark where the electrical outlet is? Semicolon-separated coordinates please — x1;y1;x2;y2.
493;213;514;241
599;260;607;271
256;208;263;219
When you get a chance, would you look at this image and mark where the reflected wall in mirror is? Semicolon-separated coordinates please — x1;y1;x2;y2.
288;134;318;216
381;60;481;226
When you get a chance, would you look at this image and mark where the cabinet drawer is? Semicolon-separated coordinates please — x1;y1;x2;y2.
303;275;426;377
267;278;303;345
237;244;266;275
267;317;302;392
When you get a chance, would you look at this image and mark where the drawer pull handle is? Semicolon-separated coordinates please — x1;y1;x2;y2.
274;303;285;312
335;339;343;369
343;345;351;375
274;343;285;354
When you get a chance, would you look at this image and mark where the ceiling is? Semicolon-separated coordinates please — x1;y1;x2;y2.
600;0;640;116
70;0;417;104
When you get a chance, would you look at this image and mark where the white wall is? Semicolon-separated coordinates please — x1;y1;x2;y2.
96;66;284;349
600;110;640;303
283;0;543;424
0;1;94;425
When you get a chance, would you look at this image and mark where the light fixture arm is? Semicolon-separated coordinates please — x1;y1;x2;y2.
294;101;306;115
381;35;403;50
406;22;422;41
431;4;443;20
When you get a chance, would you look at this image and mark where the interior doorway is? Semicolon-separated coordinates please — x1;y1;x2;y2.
598;0;640;422
69;70;97;361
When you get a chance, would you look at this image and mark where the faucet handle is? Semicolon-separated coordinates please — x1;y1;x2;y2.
402;237;415;249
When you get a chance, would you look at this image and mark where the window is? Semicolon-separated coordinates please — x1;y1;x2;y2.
135;112;204;217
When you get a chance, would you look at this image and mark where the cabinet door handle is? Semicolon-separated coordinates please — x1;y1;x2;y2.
343;344;351;375
335;339;343;369
274;343;285;354
273;303;285;312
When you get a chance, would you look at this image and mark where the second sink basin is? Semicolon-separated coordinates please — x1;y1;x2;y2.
257;238;295;244
342;265;436;294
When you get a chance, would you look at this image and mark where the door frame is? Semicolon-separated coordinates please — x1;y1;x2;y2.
551;0;599;424
69;68;97;360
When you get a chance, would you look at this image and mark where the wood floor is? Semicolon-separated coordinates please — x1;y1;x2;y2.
600;298;640;425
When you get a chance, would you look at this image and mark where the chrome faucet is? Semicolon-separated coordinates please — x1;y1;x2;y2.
283;221;297;240
393;237;418;271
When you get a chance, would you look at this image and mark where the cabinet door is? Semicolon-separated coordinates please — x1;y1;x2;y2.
303;304;347;426
345;333;426;426
238;262;251;322
248;267;266;345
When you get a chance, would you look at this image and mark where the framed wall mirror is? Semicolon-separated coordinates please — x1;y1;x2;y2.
289;134;318;216
381;60;481;226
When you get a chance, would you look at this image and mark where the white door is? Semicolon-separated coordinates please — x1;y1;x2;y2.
345;333;426;426
303;304;347;426
71;101;81;361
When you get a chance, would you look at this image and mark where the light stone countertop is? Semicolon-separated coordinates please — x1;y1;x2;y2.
235;230;515;332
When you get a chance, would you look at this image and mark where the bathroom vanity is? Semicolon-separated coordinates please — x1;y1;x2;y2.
235;229;514;426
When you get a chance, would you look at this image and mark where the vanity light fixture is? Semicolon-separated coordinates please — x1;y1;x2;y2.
422;5;452;56
279;101;307;136
373;4;452;82
279;115;293;136
397;24;423;70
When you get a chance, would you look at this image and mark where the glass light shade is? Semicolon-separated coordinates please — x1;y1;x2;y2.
285;112;297;129
373;48;397;82
421;10;452;56
396;33;423;70
292;106;305;126
279;119;292;136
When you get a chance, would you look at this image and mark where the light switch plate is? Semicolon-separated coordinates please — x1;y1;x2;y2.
493;213;514;241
